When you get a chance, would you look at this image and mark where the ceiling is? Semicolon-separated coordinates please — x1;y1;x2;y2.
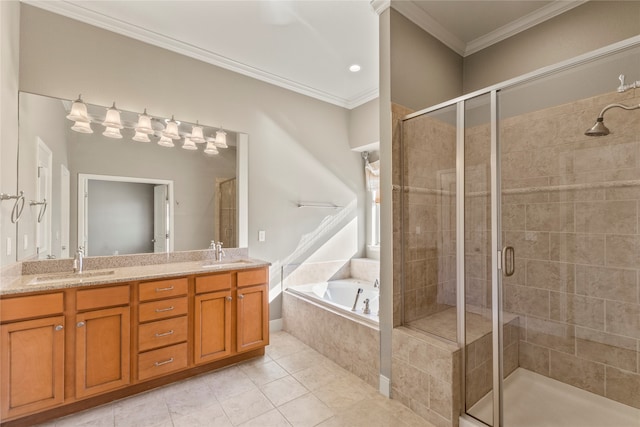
26;0;586;109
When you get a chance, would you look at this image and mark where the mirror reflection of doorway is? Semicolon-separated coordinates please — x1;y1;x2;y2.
218;178;237;248
77;174;173;256
36;138;53;258
60;165;70;259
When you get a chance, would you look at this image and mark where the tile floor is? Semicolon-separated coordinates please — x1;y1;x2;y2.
37;331;435;427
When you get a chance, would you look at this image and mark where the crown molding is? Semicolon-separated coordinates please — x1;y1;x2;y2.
24;0;371;109
465;0;588;56
346;87;380;110
370;0;390;16
393;0;587;57
392;1;466;56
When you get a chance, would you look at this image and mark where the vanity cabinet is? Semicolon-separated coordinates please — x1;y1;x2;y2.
236;269;269;353
0;264;269;425
136;277;189;381
194;268;269;363
74;285;131;398
194;272;233;364
0;294;65;420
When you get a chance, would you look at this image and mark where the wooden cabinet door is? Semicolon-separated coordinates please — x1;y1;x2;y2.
194;290;232;364
236;284;269;353
75;306;130;398
1;316;65;420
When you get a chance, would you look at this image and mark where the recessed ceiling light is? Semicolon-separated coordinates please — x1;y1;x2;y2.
349;64;361;73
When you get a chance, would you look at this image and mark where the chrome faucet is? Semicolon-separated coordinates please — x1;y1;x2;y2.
362;298;371;314
374;278;380;289
214;241;225;261
73;246;85;273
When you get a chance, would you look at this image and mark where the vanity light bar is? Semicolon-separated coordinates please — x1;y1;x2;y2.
65;96;228;156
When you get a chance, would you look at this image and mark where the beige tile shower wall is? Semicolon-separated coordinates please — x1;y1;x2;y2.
465;319;519;408
392;327;461;427
392;103;413;328
465;123;493;312
499;89;640;409
396;104;458;325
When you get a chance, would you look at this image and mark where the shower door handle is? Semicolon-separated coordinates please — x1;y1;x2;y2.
502;246;515;277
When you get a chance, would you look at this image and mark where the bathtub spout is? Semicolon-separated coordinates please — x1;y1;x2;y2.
351;288;364;311
373;279;380;289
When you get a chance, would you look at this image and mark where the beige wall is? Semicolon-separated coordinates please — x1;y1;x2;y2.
0;0;20;267
463;1;640;93
18;5;367;320
390;9;463;112
349;97;380;150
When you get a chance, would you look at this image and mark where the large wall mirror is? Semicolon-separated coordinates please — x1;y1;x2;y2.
17;91;247;260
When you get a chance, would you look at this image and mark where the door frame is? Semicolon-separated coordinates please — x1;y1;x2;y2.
77;174;174;255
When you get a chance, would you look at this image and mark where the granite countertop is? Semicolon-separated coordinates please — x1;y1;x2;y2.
0;257;270;296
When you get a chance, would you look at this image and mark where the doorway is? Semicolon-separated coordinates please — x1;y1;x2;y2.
77;174;173;256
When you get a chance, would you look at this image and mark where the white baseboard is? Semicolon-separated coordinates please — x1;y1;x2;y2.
269;318;283;332
379;374;390;397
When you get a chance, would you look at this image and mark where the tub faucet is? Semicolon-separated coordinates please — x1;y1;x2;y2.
362;298;371;314
73;246;85;273
214;241;225;261
374;279;380;289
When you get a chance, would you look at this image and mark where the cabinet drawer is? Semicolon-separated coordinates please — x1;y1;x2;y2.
0;293;64;322
139;278;188;301
237;268;267;288
76;285;129;311
139;297;188;323
137;342;188;381
195;273;232;294
138;316;188;352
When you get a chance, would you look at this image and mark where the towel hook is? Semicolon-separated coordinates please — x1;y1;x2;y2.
1;191;26;223
30;198;48;223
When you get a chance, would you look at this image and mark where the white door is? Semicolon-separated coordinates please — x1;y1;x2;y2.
153;184;168;252
36;139;52;258
60;165;70;258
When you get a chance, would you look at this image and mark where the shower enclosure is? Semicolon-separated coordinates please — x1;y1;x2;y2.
398;37;640;426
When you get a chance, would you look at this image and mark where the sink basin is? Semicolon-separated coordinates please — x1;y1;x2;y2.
201;259;254;269
30;269;116;285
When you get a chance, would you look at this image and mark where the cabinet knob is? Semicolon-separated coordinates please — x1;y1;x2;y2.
238;294;244;300
77;321;85;328
55;325;64;331
226;296;232;301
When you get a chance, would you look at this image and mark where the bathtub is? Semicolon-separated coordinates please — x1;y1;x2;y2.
283;277;381;387
286;278;379;326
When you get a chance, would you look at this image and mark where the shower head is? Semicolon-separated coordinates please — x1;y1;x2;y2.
584;117;610;136
585;103;640;137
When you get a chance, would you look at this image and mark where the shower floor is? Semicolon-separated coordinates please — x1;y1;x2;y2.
468;368;640;427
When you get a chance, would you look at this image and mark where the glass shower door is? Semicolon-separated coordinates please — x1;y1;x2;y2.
463;92;501;426
497;43;640;427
